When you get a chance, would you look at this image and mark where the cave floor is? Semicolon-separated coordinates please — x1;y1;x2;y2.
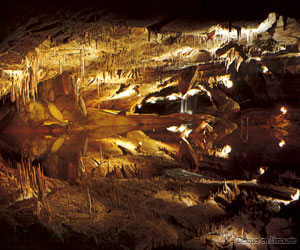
0;110;300;250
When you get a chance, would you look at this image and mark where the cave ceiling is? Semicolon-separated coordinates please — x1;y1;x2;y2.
1;0;300;113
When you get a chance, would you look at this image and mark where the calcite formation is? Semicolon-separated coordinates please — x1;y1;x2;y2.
1;6;300;119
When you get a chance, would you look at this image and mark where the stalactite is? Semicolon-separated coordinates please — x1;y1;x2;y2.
235;55;243;72
237;26;241;40
28;67;34;101
35;61;39;100
283;16;287;31
10;77;15;103
59;59;62;75
31;54;39;101
147;28;151;42
25;72;30;102
76;77;81;101
117;69;122;79
15;77;19;107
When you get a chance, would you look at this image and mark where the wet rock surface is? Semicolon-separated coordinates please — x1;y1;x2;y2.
0;106;300;249
1;1;300;250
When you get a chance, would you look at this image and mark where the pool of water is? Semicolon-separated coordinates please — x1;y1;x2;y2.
1;118;300;189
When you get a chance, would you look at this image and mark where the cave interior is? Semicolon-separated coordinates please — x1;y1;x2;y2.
1;1;300;249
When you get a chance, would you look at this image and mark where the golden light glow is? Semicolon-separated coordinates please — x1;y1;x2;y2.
261;65;269;73
111;87;135;99
212;13;276;42
280;106;287;115
3;70;23;77
214;145;232;158
253;12;277;34
145;96;164;103
246;57;261;62
198;85;212;98
259;168;265;175
182;128;193;138
167;124;192;137
279;140;286;147
186;89;200;96
213;75;233;88
113;139;136;152
175;47;194;56
291;190;300;201
166;93;182;101
183;88;201;98
280;45;286;51
224;79;233;88
166;126;178;133
178;125;186;133
166;89;202;101
223;145;232;154
266;189;300;205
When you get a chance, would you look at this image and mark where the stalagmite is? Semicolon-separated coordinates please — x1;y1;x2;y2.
81;49;85;81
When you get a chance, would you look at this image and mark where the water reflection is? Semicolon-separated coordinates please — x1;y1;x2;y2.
1;120;300;186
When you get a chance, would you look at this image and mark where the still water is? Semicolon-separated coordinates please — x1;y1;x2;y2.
0;120;299;188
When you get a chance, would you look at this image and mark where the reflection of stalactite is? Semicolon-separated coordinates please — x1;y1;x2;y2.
10;76;15;103
81;49;85;81
0;104;15;129
59;59;62;75
96;78;100;99
78;94;87;119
